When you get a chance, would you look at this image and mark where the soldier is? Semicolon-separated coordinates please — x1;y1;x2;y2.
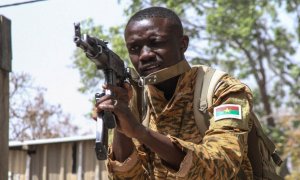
95;6;254;179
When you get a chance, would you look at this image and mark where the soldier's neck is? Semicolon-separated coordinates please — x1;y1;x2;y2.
154;75;179;101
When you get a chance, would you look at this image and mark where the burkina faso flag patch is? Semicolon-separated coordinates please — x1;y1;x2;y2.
214;104;242;121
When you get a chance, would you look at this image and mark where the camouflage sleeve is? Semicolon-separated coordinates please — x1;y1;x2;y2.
106;86;151;179
106;145;151;180
164;75;253;179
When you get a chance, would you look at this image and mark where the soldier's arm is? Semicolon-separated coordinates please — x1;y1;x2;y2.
105;84;186;178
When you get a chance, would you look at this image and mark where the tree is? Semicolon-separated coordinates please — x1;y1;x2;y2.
272;114;300;178
9;73;78;141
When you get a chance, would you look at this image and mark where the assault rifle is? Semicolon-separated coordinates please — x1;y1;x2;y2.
73;23;130;160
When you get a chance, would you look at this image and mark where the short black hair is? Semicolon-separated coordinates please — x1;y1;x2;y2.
126;6;183;35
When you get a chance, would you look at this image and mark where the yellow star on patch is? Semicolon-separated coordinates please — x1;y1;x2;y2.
224;108;230;113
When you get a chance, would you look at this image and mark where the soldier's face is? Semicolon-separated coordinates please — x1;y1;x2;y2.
125;18;187;76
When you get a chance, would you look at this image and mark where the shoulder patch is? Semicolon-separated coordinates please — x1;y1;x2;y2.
214;104;242;121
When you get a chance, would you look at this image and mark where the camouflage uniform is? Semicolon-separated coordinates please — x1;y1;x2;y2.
107;67;254;179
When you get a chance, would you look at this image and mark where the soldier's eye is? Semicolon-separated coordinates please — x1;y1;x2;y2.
129;46;140;53
149;39;165;48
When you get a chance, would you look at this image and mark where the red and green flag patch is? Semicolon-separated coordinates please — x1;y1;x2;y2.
214;104;242;121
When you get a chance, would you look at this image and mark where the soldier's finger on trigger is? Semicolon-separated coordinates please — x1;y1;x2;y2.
95;94;113;106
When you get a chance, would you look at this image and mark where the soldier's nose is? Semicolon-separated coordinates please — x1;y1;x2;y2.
139;45;155;62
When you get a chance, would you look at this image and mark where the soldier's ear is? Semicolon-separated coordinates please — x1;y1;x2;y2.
180;35;189;53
